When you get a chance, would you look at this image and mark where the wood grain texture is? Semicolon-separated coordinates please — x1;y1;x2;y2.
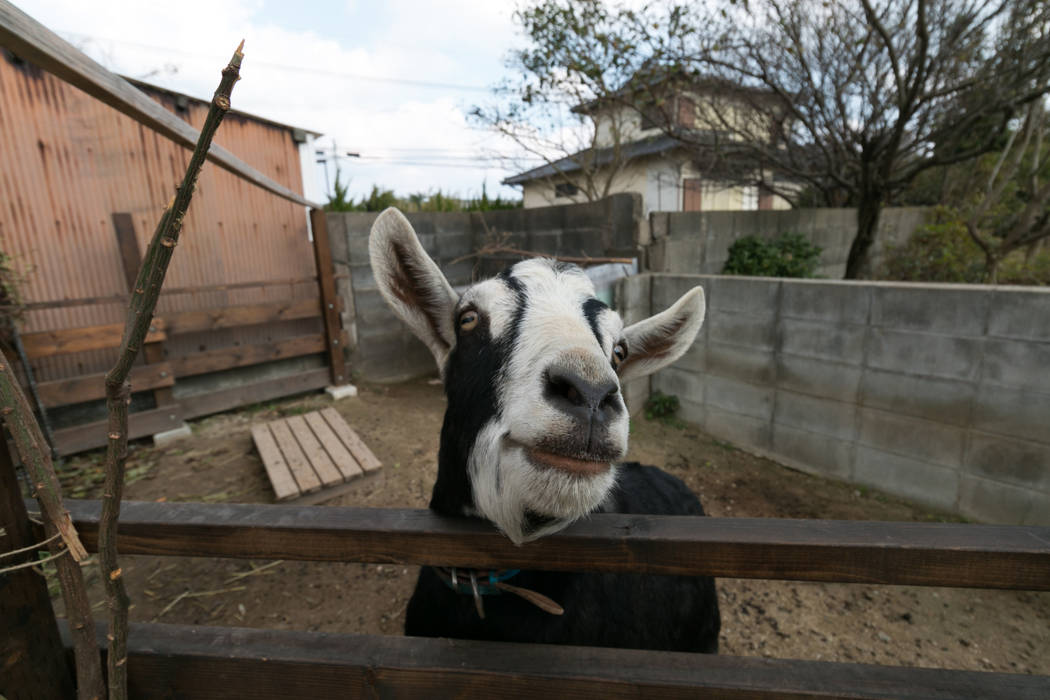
250;424;299;501
309;210;347;384
304;411;362;479
179;368;330;421
320;407;382;472
56;500;1050;590
284;415;342;486
0;3;320;207
268;420;321;494
163;299;320;334
171;335;327;377
21;320;166;359
0;442;75;699
35;363;174;408
52;406;183;456
62;621;1050;700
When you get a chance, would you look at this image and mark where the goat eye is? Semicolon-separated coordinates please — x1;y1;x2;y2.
459;310;479;331
611;341;627;369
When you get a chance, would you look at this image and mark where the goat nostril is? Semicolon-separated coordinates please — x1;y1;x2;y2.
600;387;619;409
566;386;580;404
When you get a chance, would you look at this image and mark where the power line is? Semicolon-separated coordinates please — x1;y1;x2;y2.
59;30;493;92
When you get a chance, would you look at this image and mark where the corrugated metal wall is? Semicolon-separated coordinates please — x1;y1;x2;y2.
0;50;319;381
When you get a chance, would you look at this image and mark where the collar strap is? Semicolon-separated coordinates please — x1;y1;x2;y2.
434;567;564;619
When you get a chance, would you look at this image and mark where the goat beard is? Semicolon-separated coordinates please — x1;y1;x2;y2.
468;421;619;544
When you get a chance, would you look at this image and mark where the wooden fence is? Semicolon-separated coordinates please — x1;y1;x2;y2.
10;495;1050;699
16;210;346;456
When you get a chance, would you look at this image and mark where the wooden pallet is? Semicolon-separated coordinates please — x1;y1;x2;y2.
251;407;381;505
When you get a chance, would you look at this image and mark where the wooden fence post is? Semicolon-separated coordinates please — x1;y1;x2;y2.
309;208;347;385
0;439;75;698
112;213;175;408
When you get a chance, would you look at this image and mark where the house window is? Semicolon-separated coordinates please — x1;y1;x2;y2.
741;186;759;211
677;97;696;129
555;182;579;198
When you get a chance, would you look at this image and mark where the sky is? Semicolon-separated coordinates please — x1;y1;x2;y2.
15;0;539;202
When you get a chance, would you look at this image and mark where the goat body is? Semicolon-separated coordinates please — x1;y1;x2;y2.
370;208;721;653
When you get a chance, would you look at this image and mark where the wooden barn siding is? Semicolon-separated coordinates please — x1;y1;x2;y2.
0;51;316;381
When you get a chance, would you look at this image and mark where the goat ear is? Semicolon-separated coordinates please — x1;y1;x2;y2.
617;286;705;382
369;208;459;371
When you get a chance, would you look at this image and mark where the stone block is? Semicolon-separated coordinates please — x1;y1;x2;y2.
667;211;704;238
704;375;774;421
705;406;772;451
662;238;704;274
866;328;983;382
971;383;1050;445
706;311;776;350
964;431;1050;491
325;384;358;400
704;276;780;315
870;285;989;337
958;475;1049;526
771;423;853;479
670;338;706;374
614;274;651;324
706;342;774;385
778;318;867;364
777;355;862;403
652;367;705;405
153;422;192;447
774;390;856;441
857;407;965;469
651;275;707;311
988;287;1050;342
981;339;1050;393
674;395;705;427
780;280;871;323
859;368;974;426
853;446;960;512
435;232;473;260
621;376;650;417
348;234;371;264
353;288;399;326
349;263;376;292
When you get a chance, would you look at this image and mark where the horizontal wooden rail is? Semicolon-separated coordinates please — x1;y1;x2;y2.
163;298;321;334
0;2;321;208
21;320;166;359
171;334;331;377
36;363;174;407
60;622;1047;700
55;501;1050;590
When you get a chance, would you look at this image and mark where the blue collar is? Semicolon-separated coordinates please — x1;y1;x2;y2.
437;567;520;596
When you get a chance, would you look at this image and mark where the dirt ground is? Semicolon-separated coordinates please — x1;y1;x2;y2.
52;378;1049;675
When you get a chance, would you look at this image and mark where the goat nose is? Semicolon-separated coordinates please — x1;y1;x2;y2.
545;368;621;424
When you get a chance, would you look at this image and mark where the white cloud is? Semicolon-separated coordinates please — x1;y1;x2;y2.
15;0;532;201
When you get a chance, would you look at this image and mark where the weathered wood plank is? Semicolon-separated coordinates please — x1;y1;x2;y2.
163;299;320;335
0;3;320;208
62;621;1050;700
179;368;330;421
304;411;362;479
171;335;327;377
250;424;299;501
284;415;342;487
35;362;174;408
57;501;1050;590
52;406;183;456
320;407;381;472
21;320;166;359
268;419;321;494
0;442;75;699
309;210;347;385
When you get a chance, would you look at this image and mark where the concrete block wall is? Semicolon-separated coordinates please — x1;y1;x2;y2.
330;193;646;382
644;273;1050;526
647;207;927;278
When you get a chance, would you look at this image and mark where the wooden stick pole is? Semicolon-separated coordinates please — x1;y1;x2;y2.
97;41;244;700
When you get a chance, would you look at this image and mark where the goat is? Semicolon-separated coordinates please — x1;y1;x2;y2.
369;208;720;653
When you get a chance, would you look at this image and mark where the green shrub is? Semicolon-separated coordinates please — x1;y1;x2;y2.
644;391;681;425
722;233;822;278
880;213;985;283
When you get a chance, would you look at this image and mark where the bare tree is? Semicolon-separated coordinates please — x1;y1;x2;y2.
636;0;1050;277
473;0;668;203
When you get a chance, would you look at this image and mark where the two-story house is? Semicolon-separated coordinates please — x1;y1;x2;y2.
503;75;795;215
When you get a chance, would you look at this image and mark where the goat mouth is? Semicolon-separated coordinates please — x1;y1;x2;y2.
523;447;610;476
